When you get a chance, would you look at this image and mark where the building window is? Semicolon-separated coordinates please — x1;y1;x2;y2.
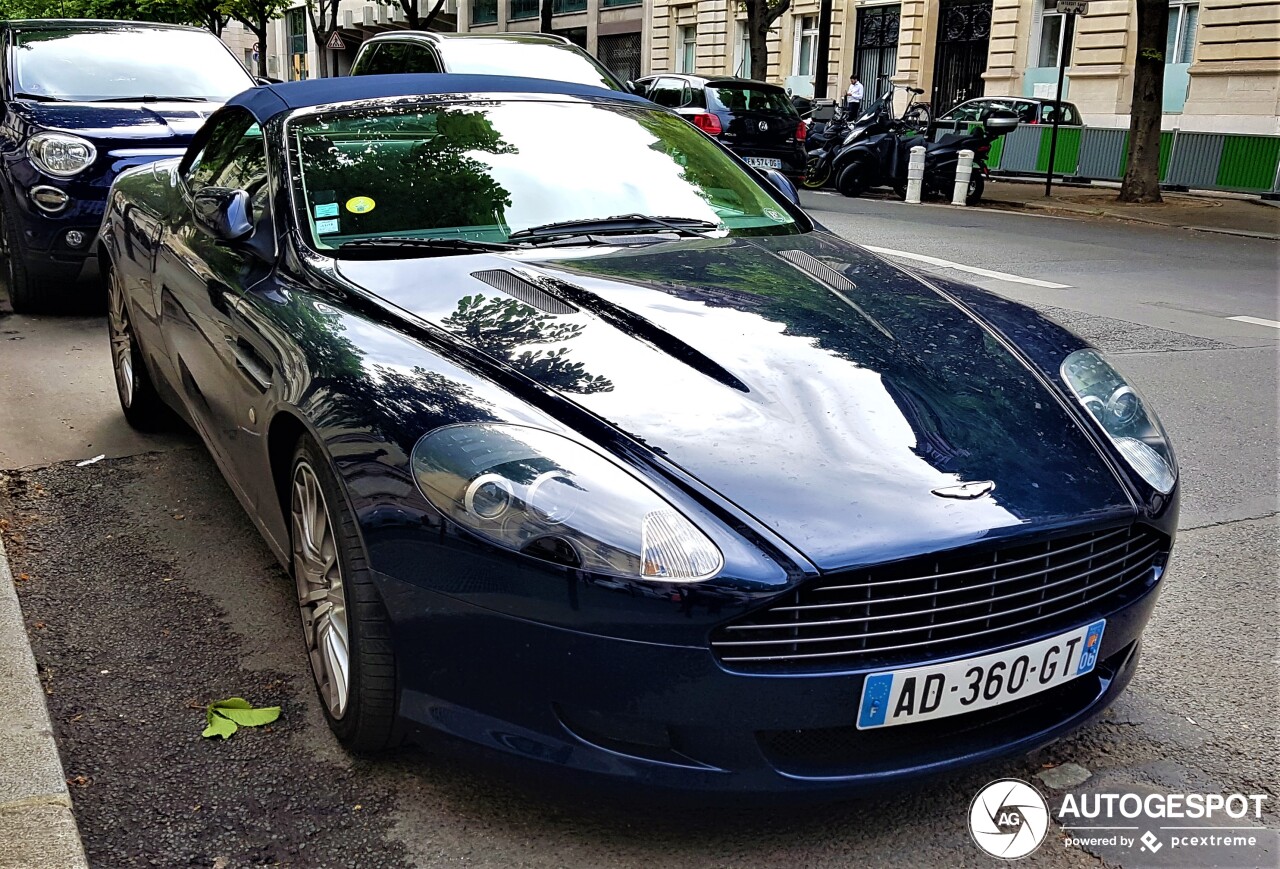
601;0;640;7
854;5;900;94
552;0;587;13
793;15;819;76
598;32;642;82
677;25;697;73
286;7;308;81
510;0;538;20
472;0;497;23
1035;0;1074;68
1166;1;1198;64
732;21;752;77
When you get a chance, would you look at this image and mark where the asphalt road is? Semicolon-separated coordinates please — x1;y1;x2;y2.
0;202;1276;869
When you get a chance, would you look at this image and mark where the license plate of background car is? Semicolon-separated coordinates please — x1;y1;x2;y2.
856;619;1106;729
744;157;783;169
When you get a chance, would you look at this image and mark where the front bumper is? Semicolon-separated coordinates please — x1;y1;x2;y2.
375;565;1160;796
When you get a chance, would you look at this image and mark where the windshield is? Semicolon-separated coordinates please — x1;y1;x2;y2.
436;40;622;90
708;85;796;116
288;99;802;252
11;27;254;102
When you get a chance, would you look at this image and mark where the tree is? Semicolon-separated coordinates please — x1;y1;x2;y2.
377;0;448;30
305;0;341;77
183;0;229;35
744;0;792;81
226;0;290;77
1118;0;1170;203
540;0;552;34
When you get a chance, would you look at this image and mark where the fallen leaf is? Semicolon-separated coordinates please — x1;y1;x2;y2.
173;514;185;521
201;697;281;739
17;573;29;581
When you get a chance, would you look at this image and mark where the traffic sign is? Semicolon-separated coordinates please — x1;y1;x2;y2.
1055;1;1088;13
326;31;345;50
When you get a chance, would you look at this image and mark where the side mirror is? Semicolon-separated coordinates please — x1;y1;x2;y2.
191;187;253;242
983;110;1020;135
761;168;801;207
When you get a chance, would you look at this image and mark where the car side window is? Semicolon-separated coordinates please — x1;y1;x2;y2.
351;45;380;75
649;78;686;108
381;43;441;74
183;109;270;216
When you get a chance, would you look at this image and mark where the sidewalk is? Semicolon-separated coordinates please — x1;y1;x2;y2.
980;178;1280;240
0;534;89;869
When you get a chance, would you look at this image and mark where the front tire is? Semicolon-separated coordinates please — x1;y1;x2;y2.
802;154;832;189
0;196;95;314
290;436;399;753
836;161;871;198
106;260;170;430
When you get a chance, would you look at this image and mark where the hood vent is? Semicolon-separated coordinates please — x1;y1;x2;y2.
471;269;575;315
778;250;858;293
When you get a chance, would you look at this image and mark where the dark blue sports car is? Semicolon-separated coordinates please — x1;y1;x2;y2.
99;75;1178;796
0;19;255;312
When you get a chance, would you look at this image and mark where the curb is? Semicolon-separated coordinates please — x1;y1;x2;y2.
0;534;90;869
983;198;1280;240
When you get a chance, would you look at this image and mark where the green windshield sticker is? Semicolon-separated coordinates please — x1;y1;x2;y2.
316;218;340;234
314;203;339;218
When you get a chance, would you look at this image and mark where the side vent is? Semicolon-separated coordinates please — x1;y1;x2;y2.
471;269;576;315
778;250;858;293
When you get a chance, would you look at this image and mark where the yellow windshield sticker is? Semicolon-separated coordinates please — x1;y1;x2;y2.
345;196;376;214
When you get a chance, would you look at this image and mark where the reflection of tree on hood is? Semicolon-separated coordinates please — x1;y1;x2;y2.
299;108;515;234
441;295;613;395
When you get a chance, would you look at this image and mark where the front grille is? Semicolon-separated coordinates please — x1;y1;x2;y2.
712;525;1167;673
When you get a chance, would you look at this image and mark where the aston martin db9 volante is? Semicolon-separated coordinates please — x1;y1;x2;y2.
99;75;1178;796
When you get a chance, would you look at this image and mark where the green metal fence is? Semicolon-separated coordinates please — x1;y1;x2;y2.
969;124;1280;194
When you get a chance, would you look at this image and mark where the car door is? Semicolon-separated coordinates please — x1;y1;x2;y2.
155;107;274;492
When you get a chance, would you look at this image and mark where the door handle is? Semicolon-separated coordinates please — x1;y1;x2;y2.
228;336;272;392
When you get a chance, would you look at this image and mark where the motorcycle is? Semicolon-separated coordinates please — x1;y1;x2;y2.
804;81;931;190
834;110;1019;205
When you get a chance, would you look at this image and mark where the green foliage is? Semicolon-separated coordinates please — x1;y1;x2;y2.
201;697;281;739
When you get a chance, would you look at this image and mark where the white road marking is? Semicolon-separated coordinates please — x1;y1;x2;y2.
862;245;1073;289
1227;315;1280;330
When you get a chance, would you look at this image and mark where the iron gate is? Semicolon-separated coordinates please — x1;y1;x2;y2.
931;0;992;115
598;33;642;85
854;5;901;101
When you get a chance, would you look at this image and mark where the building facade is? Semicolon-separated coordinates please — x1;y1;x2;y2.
645;0;1280;134
456;0;649;83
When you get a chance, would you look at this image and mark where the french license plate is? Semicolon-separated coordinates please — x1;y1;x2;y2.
744;157;783;169
856;620;1106;729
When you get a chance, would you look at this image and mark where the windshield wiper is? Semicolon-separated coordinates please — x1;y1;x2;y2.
337;237;519;257
508;214;720;241
87;95;210;103
13;92;67;102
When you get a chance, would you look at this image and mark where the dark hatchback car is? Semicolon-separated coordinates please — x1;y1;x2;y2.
349;31;627;92
100;74;1177;797
636;74;807;180
0;19;255;312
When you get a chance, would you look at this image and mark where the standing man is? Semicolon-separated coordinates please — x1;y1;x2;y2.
845;74;865;118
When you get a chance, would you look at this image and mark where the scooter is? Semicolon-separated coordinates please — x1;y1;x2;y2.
834;110;1018;205
809;82;931;190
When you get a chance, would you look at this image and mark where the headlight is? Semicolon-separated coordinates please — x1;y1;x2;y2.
411;424;723;581
1061;349;1176;494
28;132;97;177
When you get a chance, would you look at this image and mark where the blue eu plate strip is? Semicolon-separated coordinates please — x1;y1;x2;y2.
1077;619;1107;675
858;673;894;728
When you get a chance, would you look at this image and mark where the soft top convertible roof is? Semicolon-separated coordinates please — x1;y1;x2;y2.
227;74;647;123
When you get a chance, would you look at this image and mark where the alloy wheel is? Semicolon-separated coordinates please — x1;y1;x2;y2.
291;460;350;718
107;271;135;409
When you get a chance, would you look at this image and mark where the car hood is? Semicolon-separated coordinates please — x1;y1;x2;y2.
334;233;1132;570
11;99;218;143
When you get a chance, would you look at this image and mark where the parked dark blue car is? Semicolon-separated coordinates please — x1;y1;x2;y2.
99;75;1179;797
0;19;255;312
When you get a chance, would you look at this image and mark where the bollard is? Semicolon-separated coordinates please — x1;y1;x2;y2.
952;149;975;206
905;145;925;204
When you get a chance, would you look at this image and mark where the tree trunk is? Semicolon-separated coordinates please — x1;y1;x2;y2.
421;0;446;29
404;0;420;30
540;0;553;34
1118;0;1169;203
254;24;268;78
746;0;791;82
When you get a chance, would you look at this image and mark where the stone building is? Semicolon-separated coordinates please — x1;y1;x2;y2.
644;0;1280;133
